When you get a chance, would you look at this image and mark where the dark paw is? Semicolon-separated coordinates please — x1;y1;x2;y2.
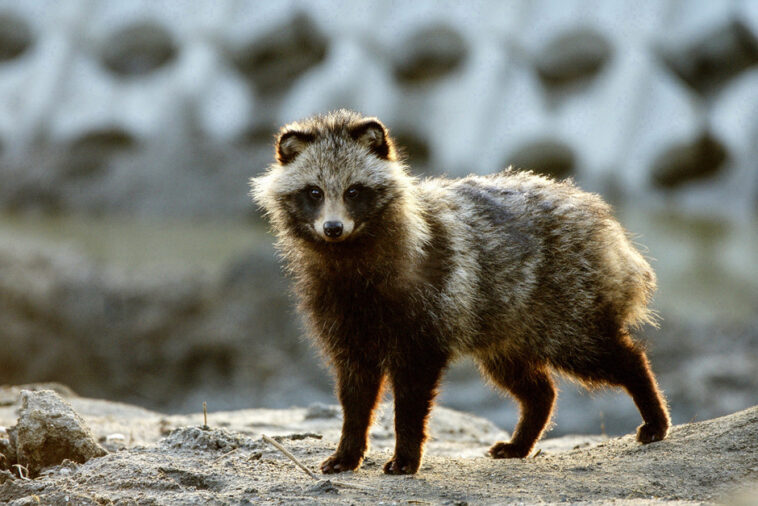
636;422;668;444
320;453;362;474
489;441;530;459
383;455;420;475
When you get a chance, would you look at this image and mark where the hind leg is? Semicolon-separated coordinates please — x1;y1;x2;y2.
561;333;670;443
613;335;670;443
479;355;556;458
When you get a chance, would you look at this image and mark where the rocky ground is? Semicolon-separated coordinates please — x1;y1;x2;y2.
0;385;756;505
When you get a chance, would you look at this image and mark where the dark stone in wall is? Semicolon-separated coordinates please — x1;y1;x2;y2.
101;22;178;77
393;130;431;173
535;28;612;88
661;20;758;96
0;12;32;62
237;126;277;150
62;129;136;179
231;13;328;95
651;133;728;189
393;26;467;85
506;139;574;180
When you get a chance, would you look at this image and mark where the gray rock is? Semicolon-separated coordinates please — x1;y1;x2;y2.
0;383;76;408
162;426;263;453
308;479;339;495
7;390;106;477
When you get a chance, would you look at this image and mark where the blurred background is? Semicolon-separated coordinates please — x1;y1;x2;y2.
0;0;756;437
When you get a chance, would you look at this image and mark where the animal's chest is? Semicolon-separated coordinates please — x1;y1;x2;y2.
305;277;434;356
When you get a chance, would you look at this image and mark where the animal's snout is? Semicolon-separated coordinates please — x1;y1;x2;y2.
323;221;343;238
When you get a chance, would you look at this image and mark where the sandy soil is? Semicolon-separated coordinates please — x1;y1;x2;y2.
0;385;756;505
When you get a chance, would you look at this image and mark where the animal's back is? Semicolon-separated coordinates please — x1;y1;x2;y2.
423;170;657;360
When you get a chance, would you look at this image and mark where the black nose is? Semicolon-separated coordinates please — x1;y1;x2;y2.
323;221;343;238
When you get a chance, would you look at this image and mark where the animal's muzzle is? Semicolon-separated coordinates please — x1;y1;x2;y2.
323;221;344;238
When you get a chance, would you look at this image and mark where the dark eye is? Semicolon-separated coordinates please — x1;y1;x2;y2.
345;186;360;200
308;187;323;201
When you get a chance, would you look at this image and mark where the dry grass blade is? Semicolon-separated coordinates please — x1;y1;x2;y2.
212;448;239;464
261;434;319;480
13;464;30;480
260;434;371;491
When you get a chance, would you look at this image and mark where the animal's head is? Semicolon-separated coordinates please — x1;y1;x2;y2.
251;110;416;247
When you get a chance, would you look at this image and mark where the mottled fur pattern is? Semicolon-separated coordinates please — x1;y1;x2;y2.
251;110;670;475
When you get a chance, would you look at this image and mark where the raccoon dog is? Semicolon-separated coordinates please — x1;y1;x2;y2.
250;110;670;475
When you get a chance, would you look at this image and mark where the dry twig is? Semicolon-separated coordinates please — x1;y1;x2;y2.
212;448;239;464
13;464;30;480
261;434;370;490
261;434;319;480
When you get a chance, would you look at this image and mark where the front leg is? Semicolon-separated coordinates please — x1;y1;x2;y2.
384;356;447;475
321;359;384;474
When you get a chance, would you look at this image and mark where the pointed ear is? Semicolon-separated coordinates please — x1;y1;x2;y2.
349;118;395;160
276;130;315;165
